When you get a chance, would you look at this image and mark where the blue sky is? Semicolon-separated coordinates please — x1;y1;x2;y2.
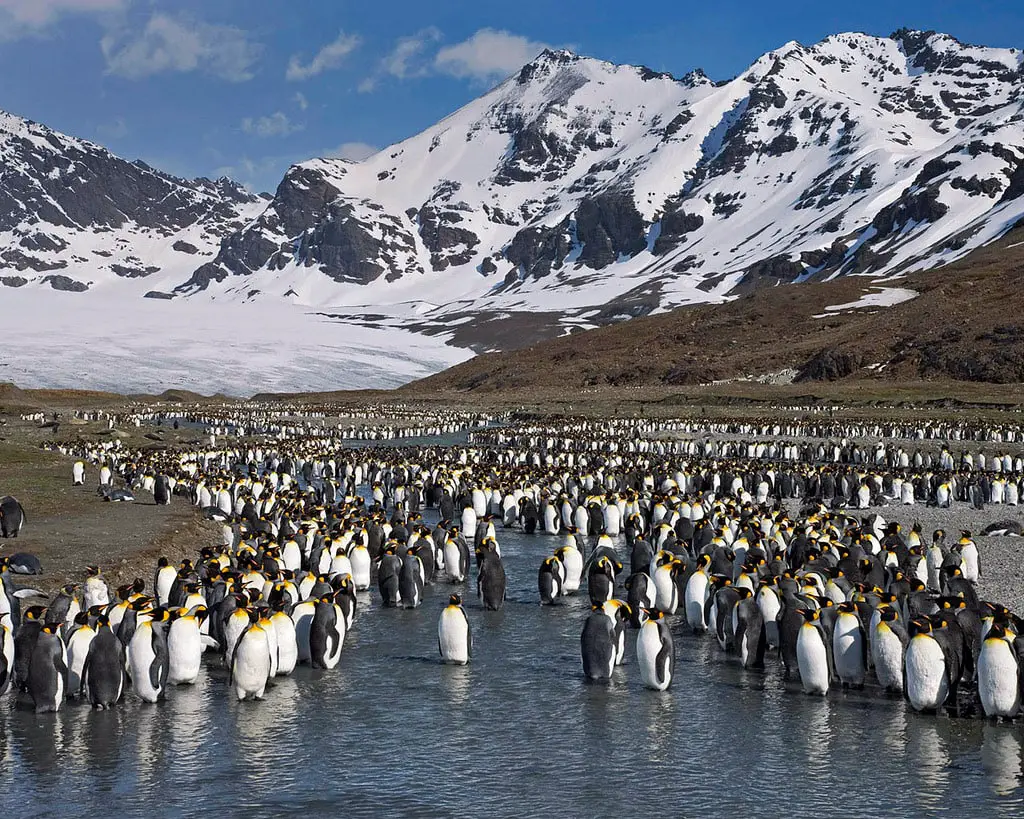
1;0;1021;192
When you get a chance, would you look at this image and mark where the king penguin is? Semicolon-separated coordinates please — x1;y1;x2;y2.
636;609;674;691
871;605;908;693
28;623;67;713
538;556;565;604
438;593;472;665
128;608;170;704
81;614;126;708
581;606;616;681
231;620;272;701
309;598;345;670
796;608;833;696
977;622;1022;719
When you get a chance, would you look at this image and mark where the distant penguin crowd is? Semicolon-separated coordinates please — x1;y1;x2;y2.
1;406;1022;722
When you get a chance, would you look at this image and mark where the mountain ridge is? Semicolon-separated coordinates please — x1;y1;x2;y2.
1;28;1024;394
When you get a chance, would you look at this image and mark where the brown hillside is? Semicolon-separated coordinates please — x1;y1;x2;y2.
406;224;1024;395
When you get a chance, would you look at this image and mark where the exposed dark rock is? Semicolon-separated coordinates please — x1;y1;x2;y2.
418;205;480;270
663;110;694;139
504;218;572;280
19;233;66;252
871;186;949;238
0;276;27;287
172;240;199;254
653;206;704;256
143;291;175;300
796;348;863;381
764;134;798;156
0;250;66;271
110;263;152;278
575;192;646;269
741;254;805;287
950;175;1003;197
914;157;957;186
42;275;88;292
479;257;497;274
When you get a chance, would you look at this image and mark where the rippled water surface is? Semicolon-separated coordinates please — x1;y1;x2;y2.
2;516;1024;818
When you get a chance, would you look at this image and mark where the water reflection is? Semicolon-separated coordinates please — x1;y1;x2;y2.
907;720;950;812
1;521;1024;817
982;724;1022;798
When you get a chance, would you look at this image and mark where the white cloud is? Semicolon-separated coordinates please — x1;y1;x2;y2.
101;13;261;82
286;30;361;81
434;28;550;81
327;142;377;162
293;91;309;111
0;0;124;27
242;112;304;138
359;26;441;93
384;26;442;79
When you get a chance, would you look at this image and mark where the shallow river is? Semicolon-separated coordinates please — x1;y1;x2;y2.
2;516;1023;817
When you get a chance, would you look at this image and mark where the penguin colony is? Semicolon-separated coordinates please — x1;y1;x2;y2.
2;408;1024;722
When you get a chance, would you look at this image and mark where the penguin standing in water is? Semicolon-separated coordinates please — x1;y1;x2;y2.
81;614;126;708
588;556;618;606
625;572;657;621
309;598;345;670
348;539;372;591
538;556;565;604
0;622;12;697
734;590;767;670
581;607;616;681
14;605;45;691
636;609;674;691
556;539;584;594
65;612;96;697
399;550;424;609
128;608;170;704
167;607;208;685
905;618;960;714
796;608;833;696
443;527;470;584
271;609;298;676
477;546;506;611
231;619;271;701
28;623;67;713
977;622;1021;719
684;554;711;632
438;594;472;665
832;602;867;688
378;547;402;608
871;606;908;693
290;598;316;664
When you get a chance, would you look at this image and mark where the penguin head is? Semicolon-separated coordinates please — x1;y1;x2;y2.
41;623;60;636
86;565;101;577
836;601;857;615
74;611;90;626
987;622;1010;641
448;594;462;607
879;606;899;623
909;618;933;637
799;608;820;623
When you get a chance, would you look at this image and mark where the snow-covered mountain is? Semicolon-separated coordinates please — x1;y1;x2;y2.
170;28;1024;324
3;29;1024;393
0;110;266;295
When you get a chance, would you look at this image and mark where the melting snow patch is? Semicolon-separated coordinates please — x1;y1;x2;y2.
813;286;918;318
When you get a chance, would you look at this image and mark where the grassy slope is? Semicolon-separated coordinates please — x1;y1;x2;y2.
404;224;1024;399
